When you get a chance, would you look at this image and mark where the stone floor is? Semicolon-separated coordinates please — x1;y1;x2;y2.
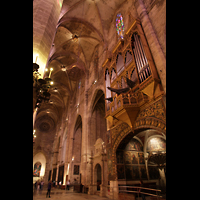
33;188;108;200
33;188;165;200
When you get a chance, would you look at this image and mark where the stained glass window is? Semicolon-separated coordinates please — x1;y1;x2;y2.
116;13;124;39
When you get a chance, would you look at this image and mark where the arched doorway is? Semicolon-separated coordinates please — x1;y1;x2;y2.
116;129;166;189
95;164;101;191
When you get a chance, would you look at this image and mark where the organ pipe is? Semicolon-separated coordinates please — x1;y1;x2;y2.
132;33;151;82
134;34;147;80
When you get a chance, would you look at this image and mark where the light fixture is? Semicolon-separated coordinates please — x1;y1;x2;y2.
33;129;37;142
33;62;53;109
49;68;53;78
61;65;66;71
72;34;78;42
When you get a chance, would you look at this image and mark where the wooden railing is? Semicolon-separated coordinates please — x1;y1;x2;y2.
106;89;148;117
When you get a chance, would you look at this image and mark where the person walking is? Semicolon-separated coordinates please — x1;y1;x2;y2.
34;181;37;191
66;180;70;190
40;180;44;191
46;180;52;198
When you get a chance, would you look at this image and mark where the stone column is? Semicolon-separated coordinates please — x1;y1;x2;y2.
109;180;119;200
55;163;59;186
88;151;95;195
43;162;49;185
100;151;108;197
134;0;166;93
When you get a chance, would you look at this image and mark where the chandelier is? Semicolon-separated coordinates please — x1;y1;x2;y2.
33;62;53;142
33;63;53;109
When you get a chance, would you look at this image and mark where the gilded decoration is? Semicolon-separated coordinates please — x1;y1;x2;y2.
111;122;132;148
134;99;166;132
106;122;132;180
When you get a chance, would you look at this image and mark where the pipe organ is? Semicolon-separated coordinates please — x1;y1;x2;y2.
131;33;151;83
103;19;164;131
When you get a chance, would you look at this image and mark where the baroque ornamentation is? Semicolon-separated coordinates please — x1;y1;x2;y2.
111;122;131;146
134;99;166;132
137;99;166;121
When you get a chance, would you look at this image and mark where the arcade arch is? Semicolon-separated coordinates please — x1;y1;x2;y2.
115;128;166;186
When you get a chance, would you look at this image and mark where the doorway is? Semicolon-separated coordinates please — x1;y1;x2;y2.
95;164;101;191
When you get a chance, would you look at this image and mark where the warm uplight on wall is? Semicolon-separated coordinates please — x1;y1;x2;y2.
72;156;74;161
33;53;39;63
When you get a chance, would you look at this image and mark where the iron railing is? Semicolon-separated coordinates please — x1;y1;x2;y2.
106;185;163;200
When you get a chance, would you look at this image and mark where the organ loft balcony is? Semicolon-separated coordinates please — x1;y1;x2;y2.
103;19;164;131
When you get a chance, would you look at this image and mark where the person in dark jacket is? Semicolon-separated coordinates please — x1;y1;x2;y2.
46;180;52;198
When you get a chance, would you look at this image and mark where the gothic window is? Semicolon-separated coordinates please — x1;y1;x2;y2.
116;13;124;40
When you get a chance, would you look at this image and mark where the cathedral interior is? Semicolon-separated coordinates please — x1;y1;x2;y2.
33;0;166;199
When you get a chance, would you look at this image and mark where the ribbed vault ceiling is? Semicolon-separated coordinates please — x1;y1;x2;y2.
34;0;132;134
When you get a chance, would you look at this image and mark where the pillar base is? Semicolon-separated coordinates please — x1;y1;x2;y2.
109;180;119;200
100;184;107;197
88;185;96;195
